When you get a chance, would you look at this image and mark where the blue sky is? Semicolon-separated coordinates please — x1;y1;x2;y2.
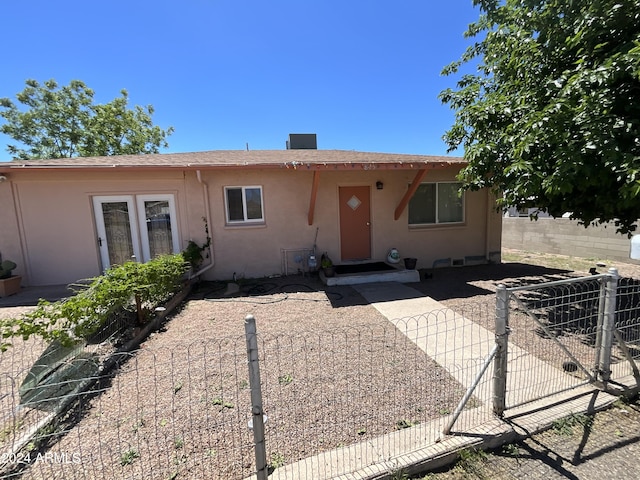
0;1;481;160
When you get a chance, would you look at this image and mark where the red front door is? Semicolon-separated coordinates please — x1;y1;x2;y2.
339;186;371;261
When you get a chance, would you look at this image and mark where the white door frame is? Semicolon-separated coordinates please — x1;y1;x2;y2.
93;194;181;271
93;195;142;270
136;194;180;262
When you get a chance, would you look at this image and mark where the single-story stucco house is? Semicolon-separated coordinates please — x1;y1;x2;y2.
0;136;502;287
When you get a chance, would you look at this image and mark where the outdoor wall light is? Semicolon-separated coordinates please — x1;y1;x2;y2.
376;181;383;190
0;175;7;183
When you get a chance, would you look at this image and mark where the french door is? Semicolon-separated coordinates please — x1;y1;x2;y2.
93;195;180;270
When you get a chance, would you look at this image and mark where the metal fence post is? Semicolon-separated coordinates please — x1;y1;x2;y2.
245;314;268;480
493;284;509;416
599;268;619;386
593;276;607;374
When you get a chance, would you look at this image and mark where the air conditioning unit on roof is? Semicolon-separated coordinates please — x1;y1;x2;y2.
286;134;317;150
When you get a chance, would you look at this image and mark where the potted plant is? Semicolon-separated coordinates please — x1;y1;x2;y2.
403;257;418;270
321;253;335;277
0;259;21;297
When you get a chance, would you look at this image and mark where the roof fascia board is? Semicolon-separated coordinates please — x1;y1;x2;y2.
0;162;461;174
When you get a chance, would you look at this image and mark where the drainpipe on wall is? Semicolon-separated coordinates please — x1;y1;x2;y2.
192;170;215;279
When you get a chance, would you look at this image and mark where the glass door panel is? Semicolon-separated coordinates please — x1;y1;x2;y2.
144;200;173;258
137;195;180;261
93;196;141;270
94;195;178;270
102;202;135;265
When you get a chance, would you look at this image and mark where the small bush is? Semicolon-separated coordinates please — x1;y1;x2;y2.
120;448;139;466
0;253;188;350
268;452;286;470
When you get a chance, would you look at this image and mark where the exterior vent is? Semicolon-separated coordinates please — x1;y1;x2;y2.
286;134;317;150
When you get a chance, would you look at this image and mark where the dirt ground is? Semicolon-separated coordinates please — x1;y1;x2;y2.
2;249;640;479
2;272;471;480
417;396;640;480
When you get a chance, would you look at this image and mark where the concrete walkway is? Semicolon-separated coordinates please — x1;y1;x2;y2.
353;282;584;406
252;282;619;480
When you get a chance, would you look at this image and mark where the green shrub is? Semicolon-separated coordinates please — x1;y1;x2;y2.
0;253;188;350
182;217;211;270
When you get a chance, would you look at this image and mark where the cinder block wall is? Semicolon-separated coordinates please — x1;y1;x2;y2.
502;217;640;264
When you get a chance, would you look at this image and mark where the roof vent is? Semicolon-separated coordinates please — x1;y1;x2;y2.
286;134;317;150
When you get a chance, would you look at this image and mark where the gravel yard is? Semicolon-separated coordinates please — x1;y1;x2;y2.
2;249;640;479
8;277;469;480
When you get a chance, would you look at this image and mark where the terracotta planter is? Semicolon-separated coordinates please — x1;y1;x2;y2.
323;266;335;278
0;276;22;297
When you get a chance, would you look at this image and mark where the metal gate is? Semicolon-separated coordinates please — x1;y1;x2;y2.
498;273;608;411
492;268;640;414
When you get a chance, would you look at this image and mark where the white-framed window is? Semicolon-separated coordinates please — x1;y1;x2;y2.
408;182;464;225
224;186;264;224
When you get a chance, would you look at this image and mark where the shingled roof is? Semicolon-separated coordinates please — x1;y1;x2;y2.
0;149;465;172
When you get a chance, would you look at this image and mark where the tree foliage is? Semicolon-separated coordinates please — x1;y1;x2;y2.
440;0;640;234
0;79;174;160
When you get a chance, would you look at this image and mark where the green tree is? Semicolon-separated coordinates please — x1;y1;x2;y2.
440;0;640;234
0;79;174;160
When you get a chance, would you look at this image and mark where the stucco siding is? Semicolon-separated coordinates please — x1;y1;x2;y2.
14;180;98;284
2;170;190;286
200;167;502;280
0;181;24;276
0;164;503;286
201;169;317;280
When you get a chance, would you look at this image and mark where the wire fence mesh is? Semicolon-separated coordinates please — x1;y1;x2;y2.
501;273;640;409
611;277;640;381
1;337;255;480
0;303;498;480
503;276;605;409
257;305;496;478
0;271;639;479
